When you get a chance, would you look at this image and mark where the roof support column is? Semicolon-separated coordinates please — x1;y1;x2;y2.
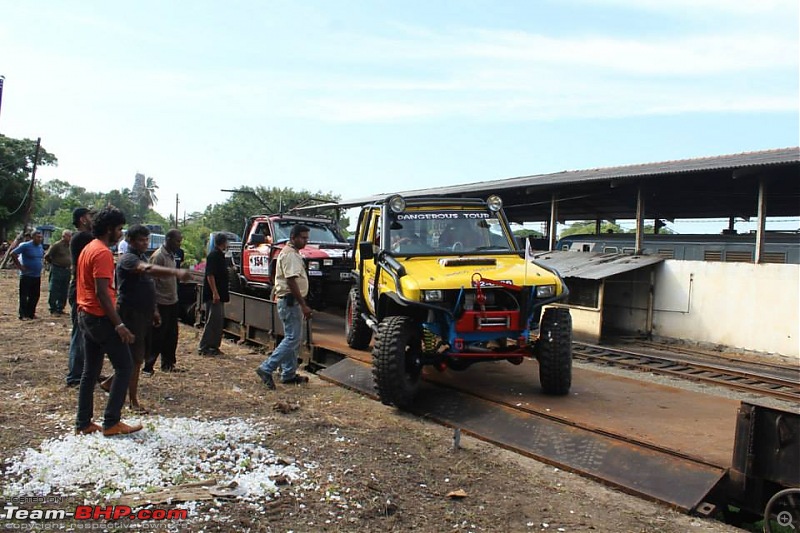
755;176;767;264
548;192;559;251
595;219;602;235
635;185;645;254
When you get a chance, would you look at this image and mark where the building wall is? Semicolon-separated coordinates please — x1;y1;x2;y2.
652;261;799;357
602;269;653;337
555;304;602;342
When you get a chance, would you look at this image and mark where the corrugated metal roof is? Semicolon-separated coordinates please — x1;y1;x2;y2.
531;250;664;280
330;147;799;208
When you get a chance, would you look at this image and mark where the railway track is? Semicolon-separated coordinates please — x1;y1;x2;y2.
572;342;800;403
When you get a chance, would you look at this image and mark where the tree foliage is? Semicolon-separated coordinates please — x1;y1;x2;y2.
513;228;544;238
559;220;673;238
203;186;345;237
20;169;346;265
0;135;58;239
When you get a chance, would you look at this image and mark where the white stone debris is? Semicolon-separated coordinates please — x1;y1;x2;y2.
2;416;310;503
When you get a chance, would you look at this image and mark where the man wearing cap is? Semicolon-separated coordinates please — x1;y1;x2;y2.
66;208;94;387
10;230;45;320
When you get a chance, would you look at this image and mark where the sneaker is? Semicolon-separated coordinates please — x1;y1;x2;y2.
103;421;143;437
256;367;276;390
142;368;155;377
281;375;309;385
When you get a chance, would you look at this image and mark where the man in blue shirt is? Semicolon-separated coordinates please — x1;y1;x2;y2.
10;230;45;320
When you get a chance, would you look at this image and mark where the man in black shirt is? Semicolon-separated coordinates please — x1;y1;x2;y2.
103;224;189;412
67;208;95;387
198;232;230;356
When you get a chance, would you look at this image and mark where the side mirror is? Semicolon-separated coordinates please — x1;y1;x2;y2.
249;233;266;246
359;241;374;260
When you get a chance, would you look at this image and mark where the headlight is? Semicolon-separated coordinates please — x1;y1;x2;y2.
487;195;503;212
388;195;406;214
536;285;555;298
421;290;443;302
308;261;320;271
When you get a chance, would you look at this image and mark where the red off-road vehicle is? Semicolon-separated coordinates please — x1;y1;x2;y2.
232;213;353;309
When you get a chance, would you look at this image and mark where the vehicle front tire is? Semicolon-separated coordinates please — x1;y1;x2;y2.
535;307;572;395
345;286;372;350
372;316;422;408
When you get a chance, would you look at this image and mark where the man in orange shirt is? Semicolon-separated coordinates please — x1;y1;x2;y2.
75;206;142;437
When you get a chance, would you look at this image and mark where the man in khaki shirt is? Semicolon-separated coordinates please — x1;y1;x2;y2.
256;224;312;390
44;230;72;315
145;229;185;374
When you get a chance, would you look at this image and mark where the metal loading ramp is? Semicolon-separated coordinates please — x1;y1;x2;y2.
319;357;729;512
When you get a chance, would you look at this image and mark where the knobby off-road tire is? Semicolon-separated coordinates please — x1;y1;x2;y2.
372;316;423;408
345;286;372;350
535;307;572;395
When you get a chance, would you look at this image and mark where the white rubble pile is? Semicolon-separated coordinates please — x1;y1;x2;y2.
2;416;313;502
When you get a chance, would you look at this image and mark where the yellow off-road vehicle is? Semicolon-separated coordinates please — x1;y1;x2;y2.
346;195;573;408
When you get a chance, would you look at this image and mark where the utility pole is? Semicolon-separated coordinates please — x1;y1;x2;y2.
1;137;40;269
0;75;5;122
23;138;42;230
175;194;180;228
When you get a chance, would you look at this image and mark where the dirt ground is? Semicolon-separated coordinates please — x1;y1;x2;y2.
0;270;744;533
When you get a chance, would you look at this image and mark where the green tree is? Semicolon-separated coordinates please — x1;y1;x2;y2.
203;186;345;237
105;188;138;220
559;220;673;238
559;220;626;238
513;229;544;238
179;220;213;266
129;173;159;221
0;135;58;240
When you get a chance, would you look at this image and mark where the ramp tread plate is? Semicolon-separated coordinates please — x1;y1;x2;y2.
320;358;725;512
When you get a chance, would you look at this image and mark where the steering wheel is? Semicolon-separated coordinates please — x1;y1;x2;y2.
451;241;463;252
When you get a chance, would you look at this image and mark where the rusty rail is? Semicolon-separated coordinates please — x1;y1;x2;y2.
572;342;800;402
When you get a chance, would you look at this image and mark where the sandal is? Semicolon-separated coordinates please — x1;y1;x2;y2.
129;404;149;414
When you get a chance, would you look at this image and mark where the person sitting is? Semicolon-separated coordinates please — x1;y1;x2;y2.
391;227;426;253
438;226;458;249
439;222;484;251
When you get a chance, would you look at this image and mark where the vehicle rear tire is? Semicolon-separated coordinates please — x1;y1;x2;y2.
345;287;372;349
535;307;572;395
372;316;422;408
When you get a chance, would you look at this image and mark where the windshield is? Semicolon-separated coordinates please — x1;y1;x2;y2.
389;210;513;254
274;221;345;244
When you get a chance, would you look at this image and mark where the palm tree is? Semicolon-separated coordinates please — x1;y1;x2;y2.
142;176;158;209
129;173;159;221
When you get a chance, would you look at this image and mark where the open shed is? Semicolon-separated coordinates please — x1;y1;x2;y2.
533;251;665;342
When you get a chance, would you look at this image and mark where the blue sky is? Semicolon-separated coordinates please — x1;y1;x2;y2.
1;0;797;233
